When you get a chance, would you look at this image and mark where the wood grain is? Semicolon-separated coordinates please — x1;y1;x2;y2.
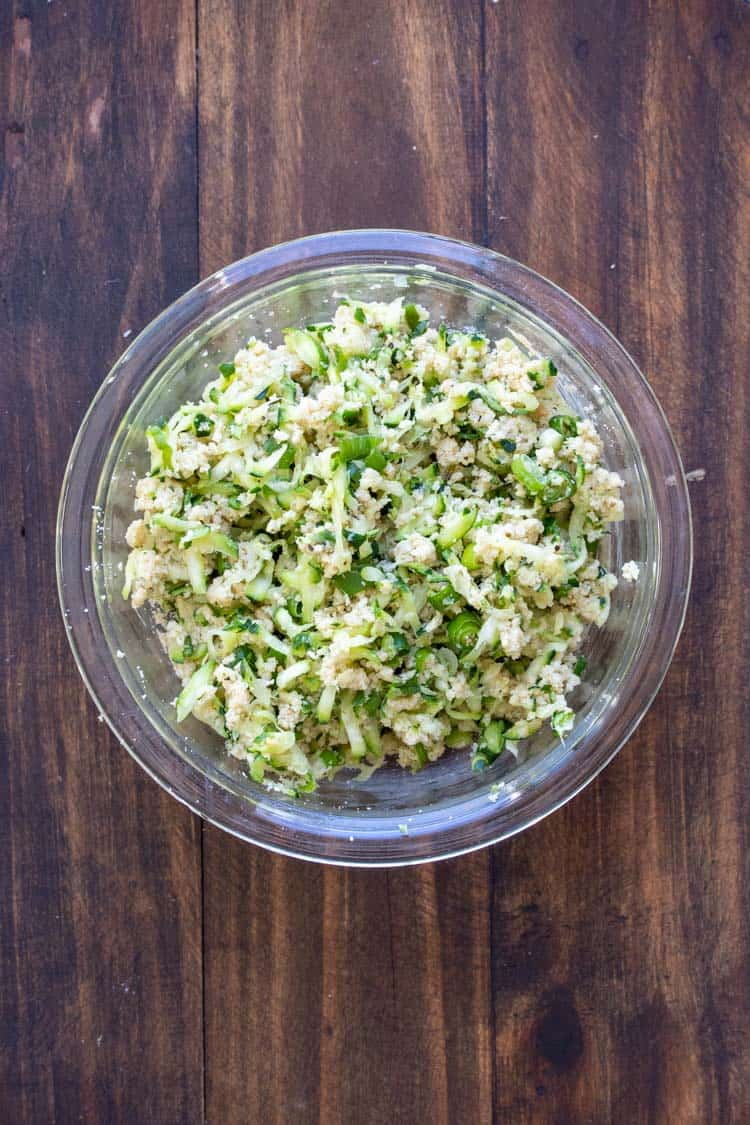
0;3;203;1122
197;0;485;260
486;2;750;1121
198;3;492;1124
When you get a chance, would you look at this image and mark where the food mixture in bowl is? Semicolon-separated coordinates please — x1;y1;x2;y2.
123;298;635;795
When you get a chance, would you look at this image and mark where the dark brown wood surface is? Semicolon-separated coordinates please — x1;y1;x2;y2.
1;1;748;1122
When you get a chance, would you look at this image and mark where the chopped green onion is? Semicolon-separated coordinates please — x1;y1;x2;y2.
365;449;387;472
226;613;260;634
289;630;313;657
228;644;256;671
549;414;578;438
427;581;460;611
541;469;577;506
193;413;215;437
437;508;476;548
284;327;328;372
510;454;547;495
447;611;481;651
337;433;381;463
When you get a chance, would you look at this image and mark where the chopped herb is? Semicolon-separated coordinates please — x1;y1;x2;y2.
333;569;367;596
193;413;215;437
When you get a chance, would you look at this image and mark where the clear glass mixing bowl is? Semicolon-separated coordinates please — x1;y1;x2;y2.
57;230;692;865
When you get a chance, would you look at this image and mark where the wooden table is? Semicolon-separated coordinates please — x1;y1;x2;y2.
3;2;749;1121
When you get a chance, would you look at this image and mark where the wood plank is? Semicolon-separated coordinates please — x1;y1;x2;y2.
198;2;491;1122
485;1;750;1121
197;0;485;260
0;3;203;1122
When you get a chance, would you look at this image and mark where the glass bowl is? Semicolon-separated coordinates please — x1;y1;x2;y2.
57;230;692;866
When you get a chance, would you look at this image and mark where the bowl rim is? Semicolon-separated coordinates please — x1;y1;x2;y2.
57;229;693;866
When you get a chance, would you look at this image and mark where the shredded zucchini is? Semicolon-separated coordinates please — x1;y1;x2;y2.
123;298;630;795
